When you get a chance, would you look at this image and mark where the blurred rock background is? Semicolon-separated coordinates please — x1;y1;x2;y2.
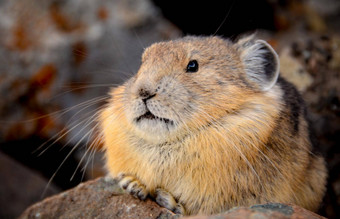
0;0;338;218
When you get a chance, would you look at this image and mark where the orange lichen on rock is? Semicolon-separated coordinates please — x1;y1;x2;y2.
97;7;109;21
49;3;82;32
30;64;57;89
266;39;278;50
72;41;88;65
35;113;63;139
11;24;31;51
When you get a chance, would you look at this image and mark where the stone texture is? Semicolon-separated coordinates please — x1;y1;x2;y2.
19;177;177;219
279;48;314;92
19;177;327;219
183;203;326;219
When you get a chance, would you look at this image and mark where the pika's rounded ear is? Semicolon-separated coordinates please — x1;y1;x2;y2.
236;37;279;91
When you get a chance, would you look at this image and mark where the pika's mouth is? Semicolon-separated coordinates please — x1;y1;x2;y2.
135;111;174;125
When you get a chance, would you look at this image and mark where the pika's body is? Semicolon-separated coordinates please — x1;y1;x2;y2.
100;36;327;215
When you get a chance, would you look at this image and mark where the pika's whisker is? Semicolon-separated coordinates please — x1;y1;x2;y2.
52;84;117;99
70;115;102;181
35;96;108;155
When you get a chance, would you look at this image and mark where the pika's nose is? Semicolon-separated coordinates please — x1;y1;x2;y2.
139;88;155;101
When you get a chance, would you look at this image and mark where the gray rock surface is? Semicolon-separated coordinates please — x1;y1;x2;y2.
19;177;177;219
183;203;327;219
19;177;327;219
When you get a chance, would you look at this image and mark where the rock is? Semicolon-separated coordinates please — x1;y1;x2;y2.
0;0;180;144
19;177;327;219
279;48;314;92
182;203;327;219
0;152;59;219
18;177;177;219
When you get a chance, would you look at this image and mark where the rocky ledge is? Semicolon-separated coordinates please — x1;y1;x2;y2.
19;177;327;219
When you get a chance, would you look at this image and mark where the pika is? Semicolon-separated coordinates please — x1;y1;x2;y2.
99;35;327;215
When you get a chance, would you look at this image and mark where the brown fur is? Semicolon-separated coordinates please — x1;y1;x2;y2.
99;36;327;215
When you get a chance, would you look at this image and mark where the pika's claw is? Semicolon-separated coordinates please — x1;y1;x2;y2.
116;173;148;201
155;188;186;215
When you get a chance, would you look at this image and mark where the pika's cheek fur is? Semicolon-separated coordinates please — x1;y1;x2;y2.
123;75;196;143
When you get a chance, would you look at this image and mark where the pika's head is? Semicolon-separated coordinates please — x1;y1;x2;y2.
120;36;279;143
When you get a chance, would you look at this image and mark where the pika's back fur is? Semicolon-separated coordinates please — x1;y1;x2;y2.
100;36;327;215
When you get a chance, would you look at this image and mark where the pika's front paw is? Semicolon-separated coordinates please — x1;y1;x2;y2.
116;173;148;200
155;188;186;215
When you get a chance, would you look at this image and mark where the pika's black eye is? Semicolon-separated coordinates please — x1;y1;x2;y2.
186;60;199;73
